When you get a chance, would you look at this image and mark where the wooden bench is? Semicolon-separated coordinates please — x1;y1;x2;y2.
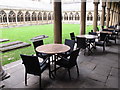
0;41;23;48
0;39;9;43
0;42;31;52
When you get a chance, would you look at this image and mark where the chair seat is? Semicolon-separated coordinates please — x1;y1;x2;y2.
56;58;72;68
40;62;48;72
95;41;104;46
37;52;50;59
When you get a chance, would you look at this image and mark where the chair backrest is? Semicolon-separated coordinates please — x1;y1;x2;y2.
33;40;44;49
70;32;76;40
32;40;44;56
89;32;97;35
65;39;75;52
99;32;108;41
76;37;86;49
69;49;80;66
20;54;41;75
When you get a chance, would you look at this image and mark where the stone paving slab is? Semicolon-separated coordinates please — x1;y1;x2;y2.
0;39;9;43
0;41;23;48
0;42;31;52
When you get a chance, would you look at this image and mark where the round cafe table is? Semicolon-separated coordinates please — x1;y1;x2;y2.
36;44;70;78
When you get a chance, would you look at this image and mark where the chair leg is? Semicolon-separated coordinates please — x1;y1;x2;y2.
39;75;41;88
25;72;27;86
103;46;105;52
76;64;79;77
68;69;71;80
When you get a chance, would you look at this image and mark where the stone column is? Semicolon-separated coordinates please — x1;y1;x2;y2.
80;0;86;35
93;1;99;32
112;3;116;26
106;2;111;27
54;0;62;44
101;2;106;28
109;2;114;26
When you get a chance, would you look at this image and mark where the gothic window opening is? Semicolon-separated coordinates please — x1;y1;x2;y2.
48;13;51;20
98;14;100;21
69;12;73;20
38;12;42;20
43;12;47;20
32;12;37;21
75;12;79;20
0;10;7;23
8;11;16;22
17;11;23;22
64;12;68;20
25;11;30;21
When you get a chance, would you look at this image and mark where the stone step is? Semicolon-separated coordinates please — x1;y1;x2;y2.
0;42;31;52
0;41;23;48
0;39;9;43
30;35;48;42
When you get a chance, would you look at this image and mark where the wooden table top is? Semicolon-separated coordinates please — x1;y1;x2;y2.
97;31;113;34
36;44;70;54
77;35;98;39
105;28;115;31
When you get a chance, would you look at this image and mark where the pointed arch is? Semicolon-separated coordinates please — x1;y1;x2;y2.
0;10;7;23
64;12;68;20
69;12;73;20
25;11;30;21
32;12;37;21
38;12;42;20
48;13;51;20
75;12;80;20
8;11;16;22
43;12;47;20
17;11;23;22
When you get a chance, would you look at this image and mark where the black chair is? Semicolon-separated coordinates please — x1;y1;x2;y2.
59;39;75;57
32;40;49;59
76;37;91;55
56;49;80;79
20;54;48;88
70;32;77;42
95;33;108;52
102;29;117;44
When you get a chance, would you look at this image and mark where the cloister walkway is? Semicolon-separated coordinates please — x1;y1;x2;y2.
2;38;119;89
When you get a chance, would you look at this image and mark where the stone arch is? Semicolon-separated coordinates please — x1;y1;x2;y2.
25;11;30;21
48;13;51;20
43;12;47;20
38;12;42;20
17;11;23;22
75;12;79;20
32;11;37;21
87;12;93;21
8;10;16;22
0;10;7;23
69;12;73;20
64;12;68;20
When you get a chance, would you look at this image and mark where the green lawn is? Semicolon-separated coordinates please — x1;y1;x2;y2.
0;24;95;65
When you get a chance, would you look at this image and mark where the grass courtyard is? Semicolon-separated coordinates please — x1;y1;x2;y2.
0;24;95;65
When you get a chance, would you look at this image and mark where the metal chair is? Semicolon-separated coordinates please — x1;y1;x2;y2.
76;37;91;55
70;32;77;43
20;54;48;88
56;49;80;79
32;40;49;59
95;33;108;52
59;39;75;57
